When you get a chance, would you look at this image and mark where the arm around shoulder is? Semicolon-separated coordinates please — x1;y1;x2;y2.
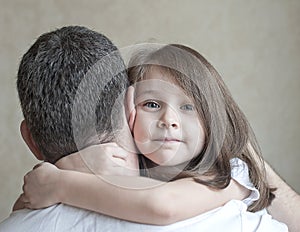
59;171;249;225
142;177;250;225
20;162;249;225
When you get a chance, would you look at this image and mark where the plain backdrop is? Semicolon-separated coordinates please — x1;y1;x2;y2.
0;0;299;222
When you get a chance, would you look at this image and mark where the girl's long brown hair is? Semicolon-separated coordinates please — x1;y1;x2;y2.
127;43;275;212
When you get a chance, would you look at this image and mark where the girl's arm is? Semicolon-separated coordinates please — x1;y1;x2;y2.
19;162;249;225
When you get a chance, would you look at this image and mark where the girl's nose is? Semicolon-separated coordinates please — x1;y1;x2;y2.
157;107;179;129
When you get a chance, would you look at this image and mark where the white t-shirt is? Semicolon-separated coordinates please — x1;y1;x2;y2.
0;159;288;232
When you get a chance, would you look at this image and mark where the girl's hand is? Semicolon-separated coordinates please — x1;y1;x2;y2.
18;162;62;209
55;143;139;176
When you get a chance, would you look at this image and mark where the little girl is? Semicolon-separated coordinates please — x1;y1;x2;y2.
126;43;274;211
18;44;275;225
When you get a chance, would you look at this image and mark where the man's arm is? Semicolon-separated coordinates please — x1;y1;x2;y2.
265;162;300;232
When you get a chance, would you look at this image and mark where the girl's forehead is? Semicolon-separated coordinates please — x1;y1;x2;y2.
141;65;195;99
134;78;191;103
143;66;177;83
136;66;181;93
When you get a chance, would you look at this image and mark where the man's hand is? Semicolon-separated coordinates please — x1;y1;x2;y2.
55;143;139;176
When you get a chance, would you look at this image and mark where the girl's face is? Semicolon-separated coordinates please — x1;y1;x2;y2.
133;67;205;166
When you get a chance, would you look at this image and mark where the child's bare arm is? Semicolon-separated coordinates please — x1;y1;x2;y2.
18;161;249;225
61;171;248;225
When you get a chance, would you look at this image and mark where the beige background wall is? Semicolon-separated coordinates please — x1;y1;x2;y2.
0;0;299;222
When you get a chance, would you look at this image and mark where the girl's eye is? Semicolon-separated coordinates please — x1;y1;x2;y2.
180;104;195;111
143;101;160;109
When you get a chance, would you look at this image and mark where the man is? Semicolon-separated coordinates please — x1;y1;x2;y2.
265;162;300;232
0;25;144;231
0;26;290;231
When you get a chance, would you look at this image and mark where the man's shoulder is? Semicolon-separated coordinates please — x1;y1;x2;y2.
0;204;102;232
0;204;157;232
0;201;288;232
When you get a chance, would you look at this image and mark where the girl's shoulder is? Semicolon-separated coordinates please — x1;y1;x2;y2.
230;158;260;206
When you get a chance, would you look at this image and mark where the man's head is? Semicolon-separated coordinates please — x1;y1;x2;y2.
17;26;129;163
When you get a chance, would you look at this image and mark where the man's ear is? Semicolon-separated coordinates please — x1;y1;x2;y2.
20;120;44;160
126;86;136;131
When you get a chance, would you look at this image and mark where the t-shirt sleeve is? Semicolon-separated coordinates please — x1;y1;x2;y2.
230;158;260;207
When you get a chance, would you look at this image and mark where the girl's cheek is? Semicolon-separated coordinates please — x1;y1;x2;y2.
132;117;144;141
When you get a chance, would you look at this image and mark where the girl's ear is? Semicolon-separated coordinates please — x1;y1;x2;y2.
20;120;44;160
126;86;136;131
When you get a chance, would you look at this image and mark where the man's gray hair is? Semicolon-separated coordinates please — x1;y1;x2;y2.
17;26;128;163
